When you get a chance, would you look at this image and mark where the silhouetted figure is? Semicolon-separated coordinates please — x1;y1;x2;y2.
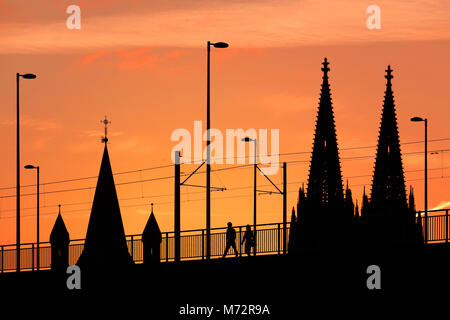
241;225;255;257
142;203;162;264
222;222;238;258
50;205;70;271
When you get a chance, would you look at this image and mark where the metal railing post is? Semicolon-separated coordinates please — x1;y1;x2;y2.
277;223;281;255
201;230;205;260
31;243;35;271
130;235;134;261
166;233;169;262
239;226;242;257
446;209;449;243
282;162;287;254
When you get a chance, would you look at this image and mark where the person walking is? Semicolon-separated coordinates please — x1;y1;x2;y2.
241;224;255;257
222;222;239;258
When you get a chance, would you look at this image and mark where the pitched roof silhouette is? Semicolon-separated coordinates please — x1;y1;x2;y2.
50;205;69;244
142;204;162;243
77;144;133;268
370;66;407;215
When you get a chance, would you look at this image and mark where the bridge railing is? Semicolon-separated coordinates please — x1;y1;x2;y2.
0;222;290;273
418;209;449;243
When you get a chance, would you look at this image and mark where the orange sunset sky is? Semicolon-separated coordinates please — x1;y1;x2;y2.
0;0;449;245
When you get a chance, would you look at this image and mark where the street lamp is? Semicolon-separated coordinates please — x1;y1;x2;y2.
24;164;39;270
411;116;428;243
242;137;257;256
16;72;37;272
206;41;228;260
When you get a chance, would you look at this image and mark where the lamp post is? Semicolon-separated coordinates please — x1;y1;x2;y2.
206;41;228;260
411;116;428;243
25;164;39;270
242;137;257;256
16;72;37;272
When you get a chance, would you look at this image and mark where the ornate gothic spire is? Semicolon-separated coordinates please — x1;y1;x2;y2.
370;66;407;215
306;58;344;207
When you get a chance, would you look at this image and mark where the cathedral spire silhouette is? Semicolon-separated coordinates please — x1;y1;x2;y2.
366;66;420;246
77;131;133;268
370;66;408;215
294;58;347;250
306;58;344;207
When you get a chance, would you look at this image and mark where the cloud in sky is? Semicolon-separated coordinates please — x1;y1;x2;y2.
430;201;450;210
80;130;124;137
0;116;60;131
0;0;449;54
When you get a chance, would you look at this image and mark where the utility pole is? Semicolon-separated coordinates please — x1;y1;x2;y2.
283;162;287;254
174;151;181;262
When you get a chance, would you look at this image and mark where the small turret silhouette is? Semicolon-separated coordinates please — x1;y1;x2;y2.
142;203;162;264
354;199;360;220
50;205;70;271
288;207;297;254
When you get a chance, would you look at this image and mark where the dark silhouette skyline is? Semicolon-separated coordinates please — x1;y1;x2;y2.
290;60;422;253
0;58;443;276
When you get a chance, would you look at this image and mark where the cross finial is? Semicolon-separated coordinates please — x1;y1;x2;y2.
321;58;330;76
101;116;111;143
151;202;154;213
58;204;61;214
385;65;393;82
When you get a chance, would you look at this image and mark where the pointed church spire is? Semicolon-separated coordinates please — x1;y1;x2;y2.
77;143;133;268
50;205;70;271
355;199;360;219
288;206;297;254
291;206;296;223
293;58;347;250
143;202;161;240
142;203;162;264
344;180;355;220
296;183;306;220
50;204;69;245
361;185;369;218
408;186;415;212
370;66;407;215
306;58;344;206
